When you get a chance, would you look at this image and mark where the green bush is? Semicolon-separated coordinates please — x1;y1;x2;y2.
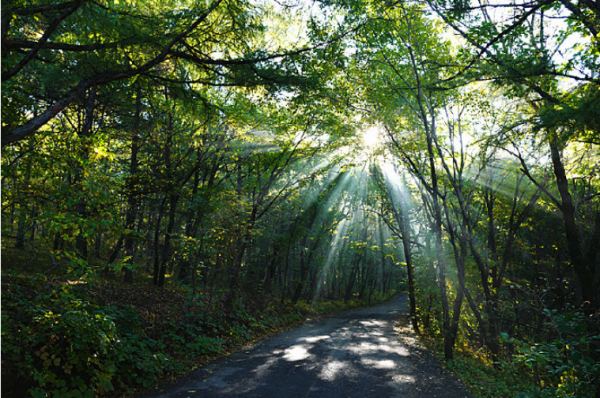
503;310;600;398
1;281;181;397
111;333;180;389
29;308;117;397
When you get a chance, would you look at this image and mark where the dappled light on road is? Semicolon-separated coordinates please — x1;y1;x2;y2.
142;295;471;398
303;335;331;343
274;314;413;386
318;359;349;381
283;344;312;361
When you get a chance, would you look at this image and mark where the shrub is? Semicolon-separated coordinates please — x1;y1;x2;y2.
29;309;117;397
503;310;600;398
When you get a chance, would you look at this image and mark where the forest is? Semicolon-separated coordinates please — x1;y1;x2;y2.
1;0;599;396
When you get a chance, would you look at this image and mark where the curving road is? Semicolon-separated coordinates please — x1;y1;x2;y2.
141;295;471;398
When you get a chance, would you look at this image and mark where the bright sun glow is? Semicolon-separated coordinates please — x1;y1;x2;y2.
362;127;382;149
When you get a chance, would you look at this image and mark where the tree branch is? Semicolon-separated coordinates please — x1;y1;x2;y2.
2;0;225;146
2;0;85;81
3;37;122;52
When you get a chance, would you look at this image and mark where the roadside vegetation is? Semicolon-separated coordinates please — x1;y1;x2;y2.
414;303;599;398
2;246;399;397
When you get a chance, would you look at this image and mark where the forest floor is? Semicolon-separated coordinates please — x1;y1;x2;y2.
2;246;406;397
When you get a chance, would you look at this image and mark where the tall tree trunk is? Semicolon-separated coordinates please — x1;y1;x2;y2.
549;139;598;308
292;207;321;303
153;196;167;286
179;154;202;282
344;260;359;301
70;90;96;259
14;206;27;249
384;171;419;334
447;226;467;353
425;134;452;359
123;89;141;283
157;193;179;287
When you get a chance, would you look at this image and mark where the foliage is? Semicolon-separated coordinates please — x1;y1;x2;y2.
418;307;600;398
1;271;396;397
1;278;181;396
503;310;600;398
445;353;532;398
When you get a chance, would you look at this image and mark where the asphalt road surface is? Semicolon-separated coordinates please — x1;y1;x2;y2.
141;295;472;398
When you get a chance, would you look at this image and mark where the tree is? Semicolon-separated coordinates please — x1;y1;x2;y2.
1;0;339;146
347;1;463;359
426;0;600;308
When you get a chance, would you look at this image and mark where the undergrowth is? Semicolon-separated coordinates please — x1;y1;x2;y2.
1;271;396;397
417;316;600;398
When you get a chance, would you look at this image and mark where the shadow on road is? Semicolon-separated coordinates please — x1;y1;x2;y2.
142;295;471;398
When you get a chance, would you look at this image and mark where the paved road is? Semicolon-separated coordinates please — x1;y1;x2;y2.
142;295;471;398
